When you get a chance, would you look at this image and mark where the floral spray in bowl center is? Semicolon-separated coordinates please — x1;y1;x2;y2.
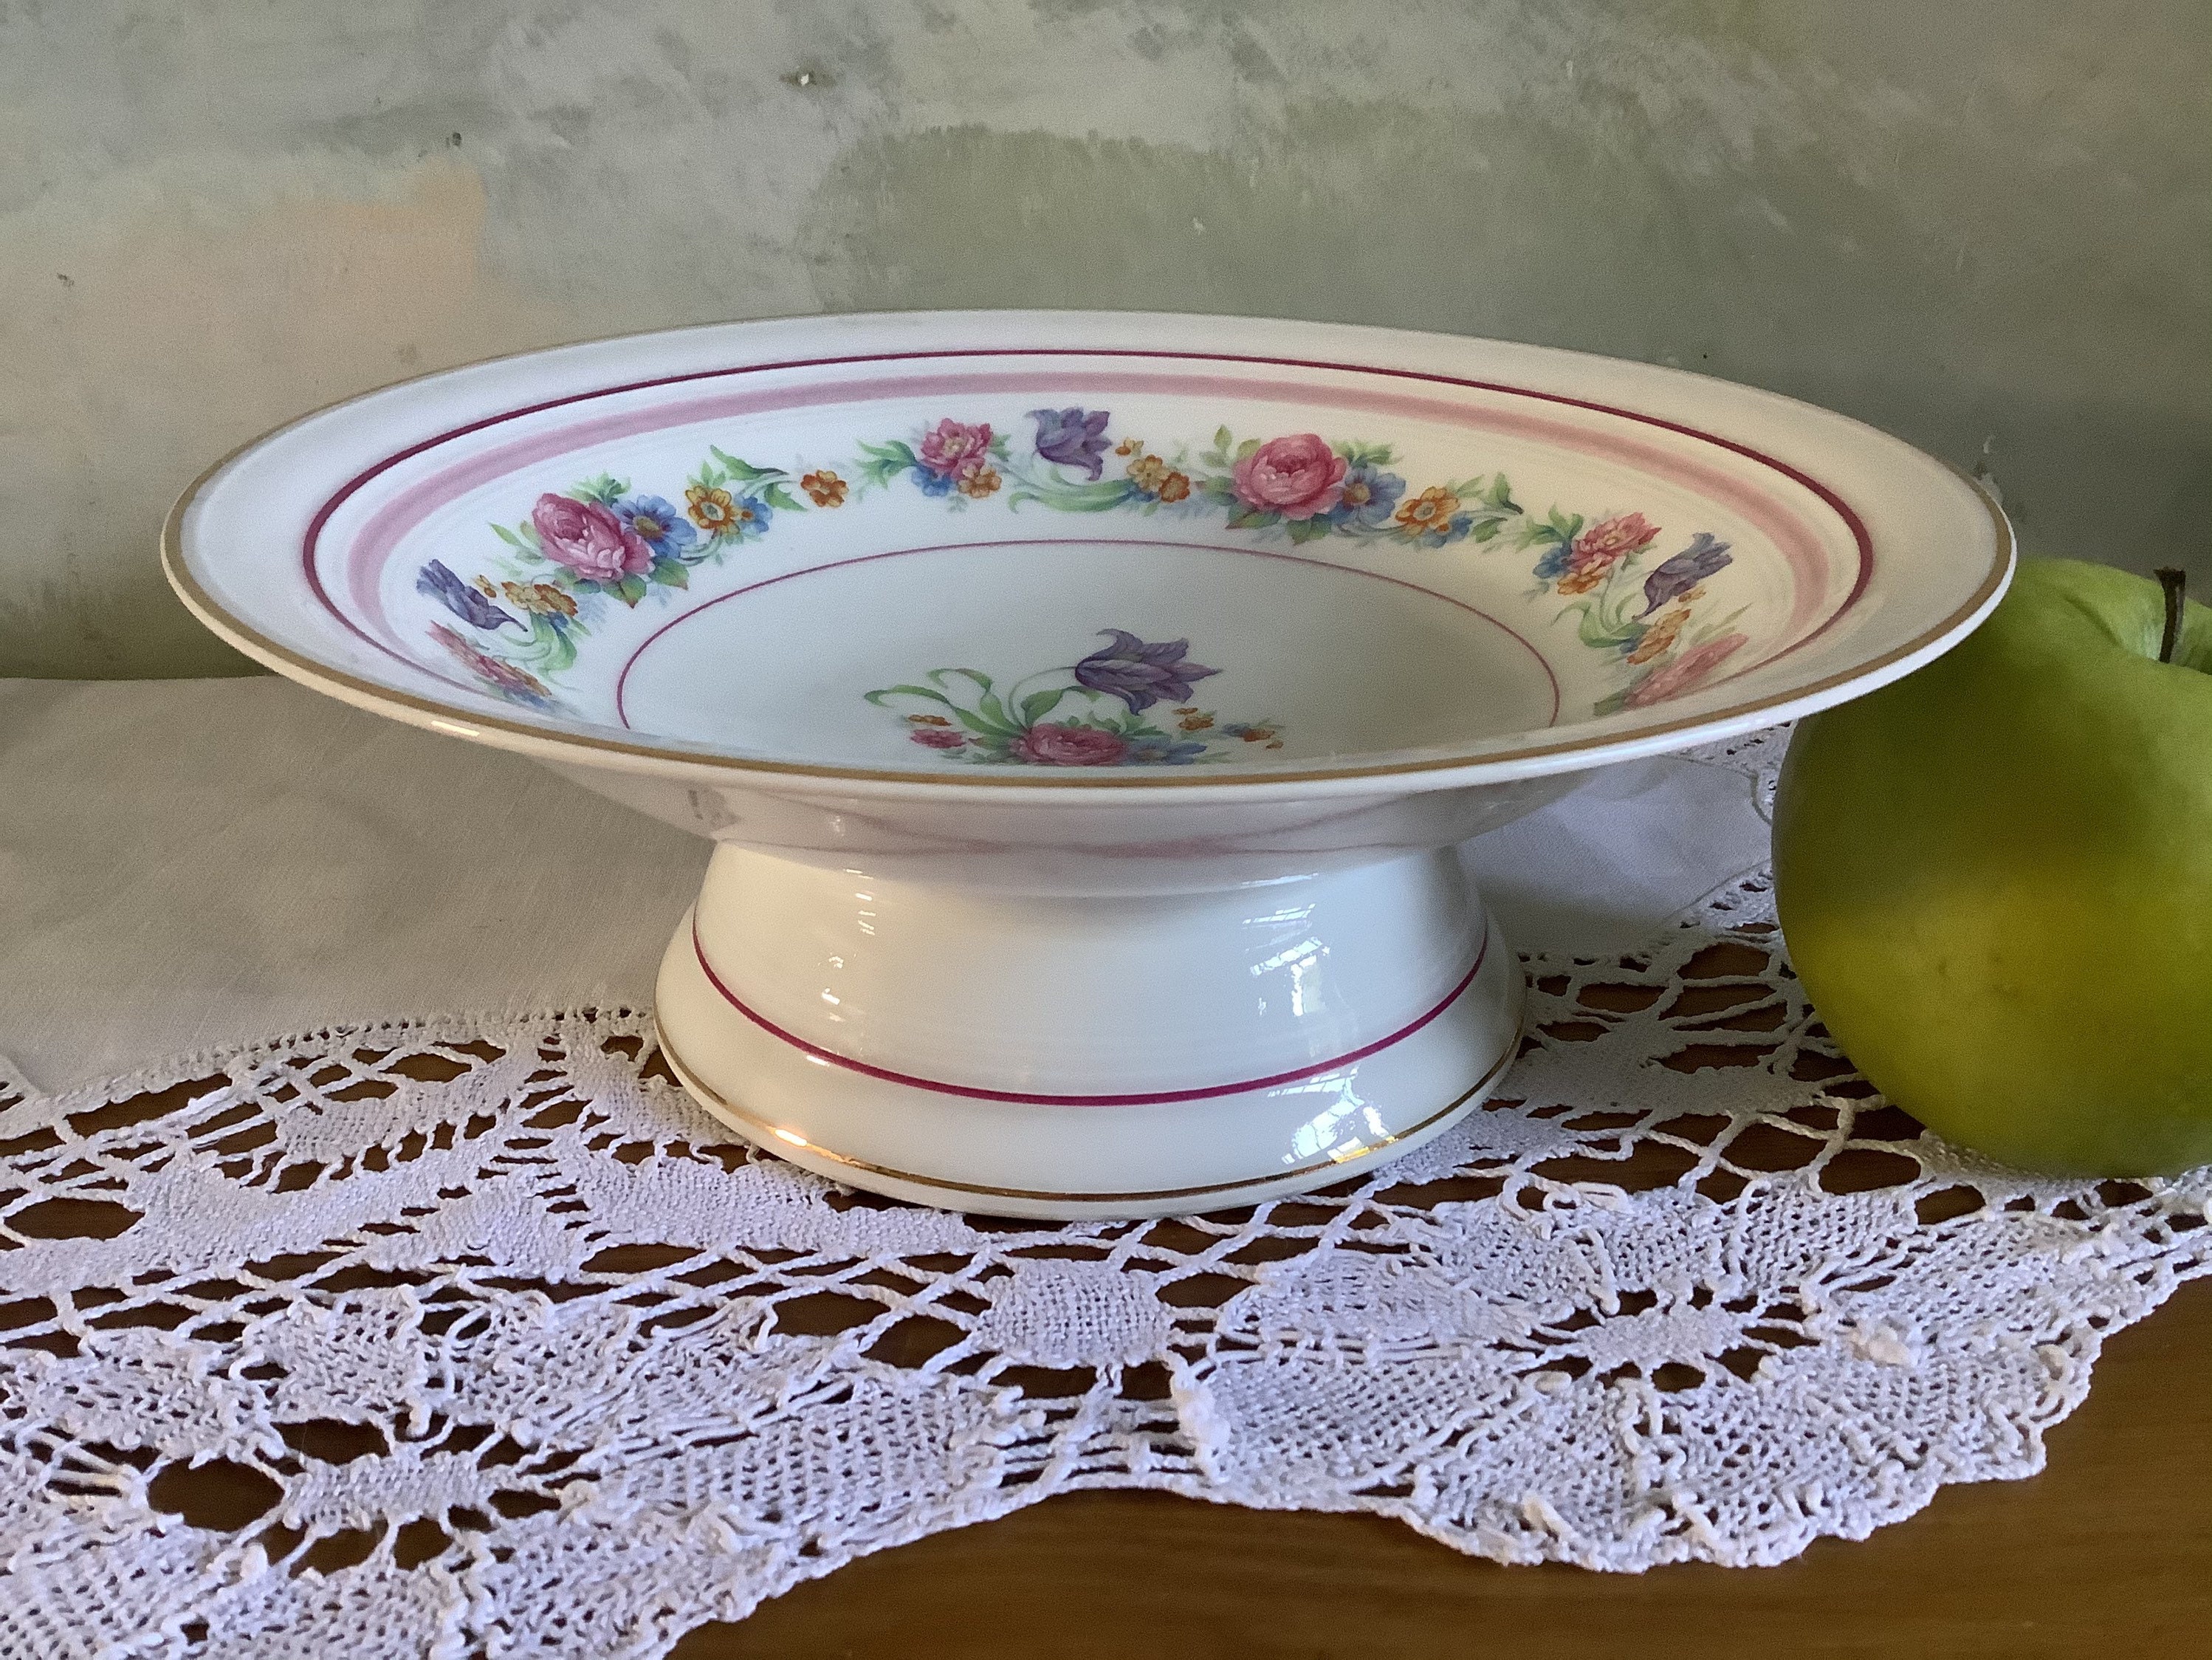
868;629;1282;767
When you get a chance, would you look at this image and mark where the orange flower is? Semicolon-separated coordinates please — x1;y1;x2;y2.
1157;470;1192;503
1178;711;1214;732
471;575;499;599
501;580;578;619
1626;606;1689;665
1394;486;1461;535
1556;564;1607;597
801;469;847;507
685;484;738;534
954;459;1002;498
1114;437;1141;456
1127;453;1171;494
907;713;953;727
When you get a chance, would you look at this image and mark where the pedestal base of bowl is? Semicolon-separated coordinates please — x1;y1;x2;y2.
652;845;1522;1220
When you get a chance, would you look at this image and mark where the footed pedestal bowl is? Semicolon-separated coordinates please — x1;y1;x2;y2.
167;312;2010;1217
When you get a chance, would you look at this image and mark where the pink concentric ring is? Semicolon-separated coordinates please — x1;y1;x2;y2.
690;917;1490;1108
611;535;1564;733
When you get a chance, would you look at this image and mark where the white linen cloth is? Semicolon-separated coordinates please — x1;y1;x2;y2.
2;680;2203;1658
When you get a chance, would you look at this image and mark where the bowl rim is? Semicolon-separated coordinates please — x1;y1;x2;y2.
163;309;2015;798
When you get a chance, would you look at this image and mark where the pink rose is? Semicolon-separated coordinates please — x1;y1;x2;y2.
1573;512;1660;564
908;726;966;750
531;493;652;584
1556;512;1662;596
1011;722;1130;766
918;418;994;476
429;624;549;701
1231;433;1348;521
1624;633;1748;708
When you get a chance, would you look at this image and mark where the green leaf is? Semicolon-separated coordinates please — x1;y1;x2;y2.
614;575;649;607
710;447;784;484
1234;437;1262;461
574;473;628;504
650;558;690;589
1010;478;1138;514
492;521;540;555
761;481;803;513
1575;607;1637;651
865;684;959;710
1213;425;1233;454
1019;687;1071;724
856;440;919;487
1224;506;1280;531
1285;516;1333;545
974;690;1017;731
532;617;579;674
933;667;994;695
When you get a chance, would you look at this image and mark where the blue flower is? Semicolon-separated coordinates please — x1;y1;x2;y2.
1533;540;1573;581
615;495;700;560
1327;462;1406;529
912;465;955;498
1641;532;1733;614
416;560;518;631
1404;512;1474;550
1030;407;1111;480
1125;736;1211;764
731;493;773;540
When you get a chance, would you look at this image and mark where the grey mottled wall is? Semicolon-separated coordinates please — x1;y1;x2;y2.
4;0;2205;675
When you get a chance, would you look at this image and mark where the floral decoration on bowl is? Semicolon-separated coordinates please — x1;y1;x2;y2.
411;408;1745;726
865;629;1284;767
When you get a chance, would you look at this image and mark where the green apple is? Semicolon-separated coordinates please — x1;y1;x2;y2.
1773;557;2212;1176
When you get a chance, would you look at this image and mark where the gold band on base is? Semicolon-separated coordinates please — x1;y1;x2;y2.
651;1016;1522;1207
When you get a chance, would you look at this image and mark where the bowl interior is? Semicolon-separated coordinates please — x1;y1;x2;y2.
173;317;2007;782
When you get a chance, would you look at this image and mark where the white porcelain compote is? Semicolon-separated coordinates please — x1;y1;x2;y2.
167;312;2010;1216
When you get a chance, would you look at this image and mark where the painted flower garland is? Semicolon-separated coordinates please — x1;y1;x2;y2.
413;408;1746;732
865;629;1284;768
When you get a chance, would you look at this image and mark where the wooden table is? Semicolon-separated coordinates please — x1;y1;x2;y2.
676;1277;2211;1659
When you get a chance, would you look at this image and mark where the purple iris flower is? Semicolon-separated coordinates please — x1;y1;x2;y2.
1074;628;1219;713
416;559;518;631
1641;533;1733;614
1031;407;1111;480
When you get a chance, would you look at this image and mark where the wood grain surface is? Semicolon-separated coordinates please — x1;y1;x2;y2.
675;1277;2212;1659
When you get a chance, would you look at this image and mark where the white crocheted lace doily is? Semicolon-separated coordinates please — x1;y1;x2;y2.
2;730;2207;1659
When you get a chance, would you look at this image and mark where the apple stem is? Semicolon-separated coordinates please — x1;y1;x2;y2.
2156;567;2186;665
